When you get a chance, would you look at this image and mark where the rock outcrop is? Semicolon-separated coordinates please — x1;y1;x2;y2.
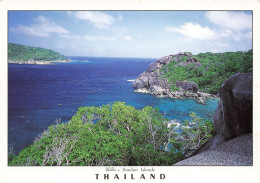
214;72;252;139
175;133;252;166
132;52;215;102
175;81;198;93
174;72;253;165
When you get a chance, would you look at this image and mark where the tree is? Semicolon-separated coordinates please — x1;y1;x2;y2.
9;102;216;166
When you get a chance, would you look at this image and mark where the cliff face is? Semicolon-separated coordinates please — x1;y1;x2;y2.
132;55;173;95
132;52;214;102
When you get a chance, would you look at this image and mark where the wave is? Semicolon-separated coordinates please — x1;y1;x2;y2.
126;79;136;82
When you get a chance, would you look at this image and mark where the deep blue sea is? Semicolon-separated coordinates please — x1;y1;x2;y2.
8;57;218;154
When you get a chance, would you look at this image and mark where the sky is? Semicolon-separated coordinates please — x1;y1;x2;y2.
8;11;252;58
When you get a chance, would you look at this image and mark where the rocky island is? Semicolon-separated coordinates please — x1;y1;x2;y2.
133;52;216;103
132;50;252;103
8;43;70;65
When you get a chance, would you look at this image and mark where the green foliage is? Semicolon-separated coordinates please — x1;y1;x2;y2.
180;55;189;61
8;43;67;62
161;50;252;94
177;112;216;156
185;52;192;55
9;102;178;166
161;63;198;91
9;102;215;166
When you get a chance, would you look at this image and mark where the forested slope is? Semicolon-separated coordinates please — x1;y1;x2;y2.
8;43;67;62
161;50;252;94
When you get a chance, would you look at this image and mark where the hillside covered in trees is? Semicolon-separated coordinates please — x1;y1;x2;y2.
133;50;253;98
161;50;253;94
8;43;68;62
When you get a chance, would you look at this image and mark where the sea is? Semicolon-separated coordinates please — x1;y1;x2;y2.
8;57;218;154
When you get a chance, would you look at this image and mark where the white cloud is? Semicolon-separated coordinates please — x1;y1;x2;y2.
231;31;253;42
112;27;127;35
10;15;69;37
205;11;252;31
219;29;252;42
60;34;80;39
166;20;252;42
118;14;123;21
165;22;218;40
211;41;230;48
84;35;115;41
74;11;115;29
244;31;252;39
123;36;132;40
218;29;232;37
232;32;244;41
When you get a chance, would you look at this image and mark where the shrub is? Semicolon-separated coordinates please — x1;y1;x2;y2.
9;102;215;166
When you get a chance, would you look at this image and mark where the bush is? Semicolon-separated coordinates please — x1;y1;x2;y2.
9;102;215;166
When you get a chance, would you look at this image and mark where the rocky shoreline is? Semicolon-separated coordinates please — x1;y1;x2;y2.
134;87;217;104
132;52;218;103
8;59;71;65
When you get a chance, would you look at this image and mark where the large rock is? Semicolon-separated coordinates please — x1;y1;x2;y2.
175;81;198;92
146;62;160;72
175;133;252;166
133;70;171;96
174;72;253;166
132;72;150;89
214;72;252;139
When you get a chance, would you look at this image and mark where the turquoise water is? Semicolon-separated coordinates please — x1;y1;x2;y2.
8;57;218;153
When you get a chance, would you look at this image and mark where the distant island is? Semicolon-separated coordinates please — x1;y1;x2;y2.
8;43;70;64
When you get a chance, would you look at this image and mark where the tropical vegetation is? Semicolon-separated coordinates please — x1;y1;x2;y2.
8;49;251;166
8;43;67;62
8;102;215;166
160;50;253;94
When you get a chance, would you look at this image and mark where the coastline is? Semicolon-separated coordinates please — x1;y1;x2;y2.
134;87;218;104
8;59;71;65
